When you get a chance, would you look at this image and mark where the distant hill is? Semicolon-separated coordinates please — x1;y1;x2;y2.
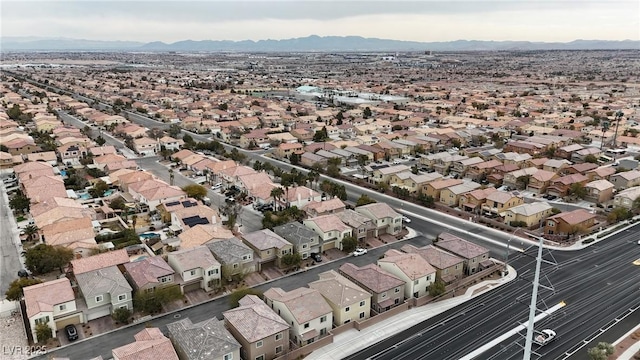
1;35;638;52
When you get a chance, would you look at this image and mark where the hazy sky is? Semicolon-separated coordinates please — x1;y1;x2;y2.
2;1;639;43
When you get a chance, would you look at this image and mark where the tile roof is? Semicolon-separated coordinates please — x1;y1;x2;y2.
263;287;332;324
378;251;436;280
111;328;179;360
167;317;240;360
168;246;220;271
75;266;132;298
123;256;175;289
486;190;519;204
339;263;404;293
71;249;129;275
206;238;253;265
304;214;351;233
242;229;291;251
23;278;75;318
548;209;596;225
41;217;96;248
401;244;464;270
273;222;319;247
223;295;289;343
309;270;371;307
355;202;400;220
436;232;490;259
506;202;553;216
585;179;614;191
303;198;346;214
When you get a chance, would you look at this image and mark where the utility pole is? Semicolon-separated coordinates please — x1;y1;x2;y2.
523;235;545;360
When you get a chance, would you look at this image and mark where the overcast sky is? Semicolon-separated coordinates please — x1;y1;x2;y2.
2;1;639;43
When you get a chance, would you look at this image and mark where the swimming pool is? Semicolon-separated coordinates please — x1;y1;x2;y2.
104;189;114;196
139;232;160;239
79;193;91;200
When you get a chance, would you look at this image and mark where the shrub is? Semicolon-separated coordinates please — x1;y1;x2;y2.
112;307;131;324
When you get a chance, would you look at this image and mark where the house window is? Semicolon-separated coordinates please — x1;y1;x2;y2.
208;269;218;276
320;328;327;336
255;355;264;360
359;300;365;307
190;270;196;276
395;288;400;293
381;292;387;298
275;332;283;341
95;295;103;303
35;316;50;325
345;306;350;312
59;304;66;311
266;250;271;255
118;294;127;301
256;340;263;348
304;323;310;329
359;312;366;319
302;244;308;249
160;277;169;283
414;280;419;285
275;345;283;354
223;353;233;360
242;254;251;261
320;315;327;323
233;263;239;269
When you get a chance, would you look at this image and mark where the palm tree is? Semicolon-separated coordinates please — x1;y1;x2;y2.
22;224;39;242
270;187;284;211
308;170;320;190
131;214;138;230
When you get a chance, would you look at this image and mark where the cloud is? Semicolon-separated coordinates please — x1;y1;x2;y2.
2;0;638;42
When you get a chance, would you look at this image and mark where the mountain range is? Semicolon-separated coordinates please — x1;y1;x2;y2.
1;35;638;52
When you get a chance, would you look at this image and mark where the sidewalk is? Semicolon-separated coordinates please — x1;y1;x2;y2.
613;323;640;360
306;264;518;360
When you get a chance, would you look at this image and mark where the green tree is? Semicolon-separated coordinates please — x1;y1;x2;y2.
551;207;562;215
89;179;109;198
313;126;329;142
377;182;390;193
417;193;435;208
134;285;182;314
182;184;208;200
327;164;341;178
182;133;194;146
228;288;263;308
168;124;182;138
95;135;106;146
222;202;243;230
429;281;446;297
568;182;587;199
9;192;30;213
24;244;74;275
545;145;557;158
341;236;358;253
270;187;284;208
289;153;301;165
218;102;228;111
110;197;126;210
7;104;23;120
584;154;598;164
112;307;132;324
281;253;301;269
587;342;614;360
363;107;372;119
5;277;43;301
516;175;531;190
356;194;377;206
307;170;320;190
35;323;52;343
607;207;632;223
22;224;39;241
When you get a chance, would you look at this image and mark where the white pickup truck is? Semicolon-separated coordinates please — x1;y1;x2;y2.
533;329;556;345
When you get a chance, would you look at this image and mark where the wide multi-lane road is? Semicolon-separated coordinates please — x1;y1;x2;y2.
346;226;640;360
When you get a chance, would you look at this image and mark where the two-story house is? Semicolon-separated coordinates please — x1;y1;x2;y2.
133;137;159;156
546;173;589;198
335;209;377;243
421;178;464;199
388;171;443;194
206;237;256;281
610;170;640;190
401;244;465;284
459;187;497;213
584;179;615;203
167;317;241;360
242;229;293;269
112;327;179;360
309;270;372;325
24;278;84;343
122;256;175;293
439;181;482;207
544;209;596;238
302;198;346;217
482;191;524;216
273;222;321;261
370;165;410;184
449;157;484;178
504;202;554;228
613;186;640;209
434;232;491;275
527;169;558;194
263;287;333;346
339;263;405;313
167;246;221;293
303;214;353;251
378;249;436;299
355;202;403;237
223;295;290;360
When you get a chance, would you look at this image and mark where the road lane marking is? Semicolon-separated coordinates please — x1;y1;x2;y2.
458;301;567;360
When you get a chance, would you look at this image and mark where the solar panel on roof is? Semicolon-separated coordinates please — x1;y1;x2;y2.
182;215;210;227
165;201;180;207
182;201;196;208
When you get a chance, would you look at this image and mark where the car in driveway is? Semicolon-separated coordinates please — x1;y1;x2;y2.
65;324;78;341
310;252;322;262
352;248;368;257
211;183;222;190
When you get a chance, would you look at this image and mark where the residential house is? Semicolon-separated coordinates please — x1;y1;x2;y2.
206;238;256;281
542;159;572;173
466;159;503;181
450;157;484;177
122;256;175;293
613;186;640;209
486;163;520;186
439;181;482;207
275;142;304;159
242;229;293;269
273;222;321;261
504;202;554;228
482;191;525;216
112;328;179;360
502;167;539;190
339;263;405;313
223;295;290;360
378;249;436;299
421;178;463;199
24;278;84;343
401;244;464;284
546;173;589;198
544;209;597;238
167;317;241;360
300;152;328;168
458;187;497;213
563;163;599;176
494;152;533;168
133;137;159;156
41;217;98;257
304;214;352;251
584;179;615;203
434;233;491;275
388;171;443;194
308;270;372;325
503;140;545;156
355;202;403;237
74;266;133;321
586;166;616;181
335;209;377;243
370;165;410;184
167;245;221;293
158;136;184;151
556;144;584;160
572;147;602;163
302;198;346;217
610;170;640;190
527;169;558;194
279;186;322;209
263;287;333;346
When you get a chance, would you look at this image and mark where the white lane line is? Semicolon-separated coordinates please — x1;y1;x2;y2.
399;209;526;253
459;301;567;360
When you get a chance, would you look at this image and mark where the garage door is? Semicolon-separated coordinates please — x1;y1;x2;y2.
86;306;111;321
322;241;335;251
55;314;82;328
183;282;201;293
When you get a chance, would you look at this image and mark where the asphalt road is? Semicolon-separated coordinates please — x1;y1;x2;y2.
345;226;640;360
0;181;22;297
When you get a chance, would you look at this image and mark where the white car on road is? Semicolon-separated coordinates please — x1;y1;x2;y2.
352;248;368;257
401;216;411;223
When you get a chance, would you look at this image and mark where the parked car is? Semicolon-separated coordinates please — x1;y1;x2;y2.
352;248;368;257
211;183;222;190
225;197;236;204
310;252;322;262
65;324;78;341
401;216;411;223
